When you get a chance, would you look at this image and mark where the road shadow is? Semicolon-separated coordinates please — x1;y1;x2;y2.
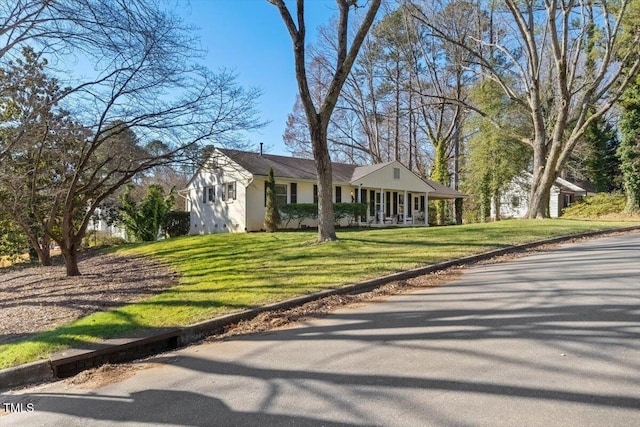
11;389;367;426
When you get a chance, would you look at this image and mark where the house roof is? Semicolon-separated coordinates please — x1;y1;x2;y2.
558;177;597;194
427;180;466;200
219;149;356;183
516;171;596;195
214;148;464;199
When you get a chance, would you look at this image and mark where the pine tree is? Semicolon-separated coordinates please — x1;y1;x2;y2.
120;184;174;241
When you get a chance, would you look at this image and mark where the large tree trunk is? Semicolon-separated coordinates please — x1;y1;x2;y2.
527;166;556;218
526;133;552;218
60;239;81;276
269;0;380;243
311;124;337;241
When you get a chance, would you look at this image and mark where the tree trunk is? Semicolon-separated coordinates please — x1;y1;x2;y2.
311;123;337;242
527;163;556;218
39;234;52;266
526;134;551;218
492;192;501;221
454;198;463;225
435;200;446;226
431;140;449;225
60;240;81;276
25;232;52;266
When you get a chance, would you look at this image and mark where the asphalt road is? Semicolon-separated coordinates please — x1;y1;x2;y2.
2;232;639;426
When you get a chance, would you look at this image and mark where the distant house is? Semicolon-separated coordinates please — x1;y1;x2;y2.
185;148;464;233
495;172;596;219
87;206;126;239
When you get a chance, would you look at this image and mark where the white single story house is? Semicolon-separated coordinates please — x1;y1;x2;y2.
495;172;596;219
185;148;464;233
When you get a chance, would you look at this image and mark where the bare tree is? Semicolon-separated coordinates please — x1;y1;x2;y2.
1;5;264;276
268;0;381;242
412;0;640;218
0;0;205;162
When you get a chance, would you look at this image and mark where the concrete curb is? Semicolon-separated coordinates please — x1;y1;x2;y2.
2;225;639;390
0;361;53;390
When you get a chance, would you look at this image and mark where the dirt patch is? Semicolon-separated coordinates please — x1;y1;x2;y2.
0;252;179;345
64;362;153;389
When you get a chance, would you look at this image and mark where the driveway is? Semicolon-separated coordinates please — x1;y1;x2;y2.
2;232;640;426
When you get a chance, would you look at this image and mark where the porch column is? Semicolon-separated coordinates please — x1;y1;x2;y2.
380;188;385;224
424;192;429;226
355;187;361;224
403;190;408;225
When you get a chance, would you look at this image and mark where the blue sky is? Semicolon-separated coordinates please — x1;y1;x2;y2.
182;0;340;155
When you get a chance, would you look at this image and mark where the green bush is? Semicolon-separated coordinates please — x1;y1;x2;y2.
562;193;627;218
333;203;367;225
0;217;29;263
164;211;190;237
279;204;317;228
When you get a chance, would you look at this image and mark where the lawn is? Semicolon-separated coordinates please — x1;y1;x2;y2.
1;218;638;369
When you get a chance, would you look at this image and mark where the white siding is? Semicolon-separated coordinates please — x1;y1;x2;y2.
246;178;265;232
549;189;561;218
187;160;251;234
352;161;431;192
245;179;351;231
495;174;576;219
494;176;530;219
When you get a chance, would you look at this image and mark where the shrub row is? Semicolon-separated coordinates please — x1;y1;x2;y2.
279;203;367;228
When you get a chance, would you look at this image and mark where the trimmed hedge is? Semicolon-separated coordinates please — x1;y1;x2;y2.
334;202;367;225
279;204;317;228
279;203;367;228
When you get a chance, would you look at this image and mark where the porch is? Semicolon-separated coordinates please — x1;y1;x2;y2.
352;187;428;227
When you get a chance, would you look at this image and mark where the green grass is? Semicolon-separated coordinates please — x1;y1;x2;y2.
1;218;639;369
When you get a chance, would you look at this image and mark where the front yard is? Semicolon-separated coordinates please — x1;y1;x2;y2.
1;218;638;369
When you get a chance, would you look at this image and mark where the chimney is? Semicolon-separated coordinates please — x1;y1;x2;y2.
260;142;263;156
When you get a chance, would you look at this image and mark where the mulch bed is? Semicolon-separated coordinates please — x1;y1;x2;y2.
0;252;179;345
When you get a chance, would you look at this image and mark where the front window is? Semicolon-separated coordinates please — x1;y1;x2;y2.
275;184;287;207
